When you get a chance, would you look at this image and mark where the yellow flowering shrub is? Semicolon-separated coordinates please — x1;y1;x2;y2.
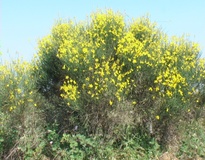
36;10;204;138
0;60;38;112
0;58;48;158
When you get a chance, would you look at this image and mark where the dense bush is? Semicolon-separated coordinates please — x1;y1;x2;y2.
36;9;204;141
0;60;48;159
0;10;205;159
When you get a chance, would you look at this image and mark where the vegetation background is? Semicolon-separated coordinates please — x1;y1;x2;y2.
0;10;205;159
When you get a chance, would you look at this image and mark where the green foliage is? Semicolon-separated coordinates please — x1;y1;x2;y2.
177;120;205;159
60;134;97;159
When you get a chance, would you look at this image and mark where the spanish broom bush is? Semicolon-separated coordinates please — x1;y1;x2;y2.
35;9;204;147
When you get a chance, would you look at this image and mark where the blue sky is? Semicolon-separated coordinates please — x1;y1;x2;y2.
1;0;205;62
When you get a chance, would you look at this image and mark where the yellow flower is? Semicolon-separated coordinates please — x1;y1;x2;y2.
89;84;93;88
9;106;13;111
109;100;113;106
132;101;137;105
149;87;153;91
62;65;66;70
155;86;159;91
155;115;160;120
82;48;88;53
17;88;21;94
